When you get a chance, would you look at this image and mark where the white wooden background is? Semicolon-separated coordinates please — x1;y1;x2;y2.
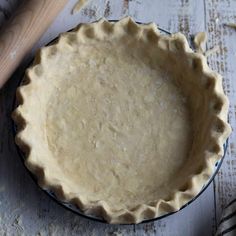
0;0;236;235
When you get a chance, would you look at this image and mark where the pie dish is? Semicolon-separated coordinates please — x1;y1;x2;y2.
12;17;231;224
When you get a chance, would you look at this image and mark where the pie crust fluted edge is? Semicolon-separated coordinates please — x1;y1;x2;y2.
12;17;231;224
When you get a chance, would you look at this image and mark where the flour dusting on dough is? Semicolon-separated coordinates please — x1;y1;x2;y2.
72;0;89;14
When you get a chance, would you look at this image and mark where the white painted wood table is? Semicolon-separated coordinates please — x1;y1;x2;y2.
0;0;236;235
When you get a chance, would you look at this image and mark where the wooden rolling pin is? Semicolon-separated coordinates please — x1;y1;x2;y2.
0;0;68;88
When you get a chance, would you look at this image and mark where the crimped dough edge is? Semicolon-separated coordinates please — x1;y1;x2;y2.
12;17;231;224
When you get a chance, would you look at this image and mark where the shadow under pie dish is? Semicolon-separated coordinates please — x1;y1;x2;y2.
12;17;231;224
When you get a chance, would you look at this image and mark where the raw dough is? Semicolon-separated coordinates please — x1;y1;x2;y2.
46;41;192;209
13;18;231;224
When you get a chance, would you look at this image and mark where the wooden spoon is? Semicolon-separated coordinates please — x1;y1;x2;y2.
0;0;68;88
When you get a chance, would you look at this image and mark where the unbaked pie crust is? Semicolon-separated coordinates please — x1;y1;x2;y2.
12;17;231;224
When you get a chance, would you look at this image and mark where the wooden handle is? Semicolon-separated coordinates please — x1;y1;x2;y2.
0;0;68;88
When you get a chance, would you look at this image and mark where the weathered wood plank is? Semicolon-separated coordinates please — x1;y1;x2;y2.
1;0;235;235
129;0;216;235
204;0;236;225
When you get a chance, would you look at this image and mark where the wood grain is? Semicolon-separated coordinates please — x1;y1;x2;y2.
0;0;68;88
204;0;236;225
